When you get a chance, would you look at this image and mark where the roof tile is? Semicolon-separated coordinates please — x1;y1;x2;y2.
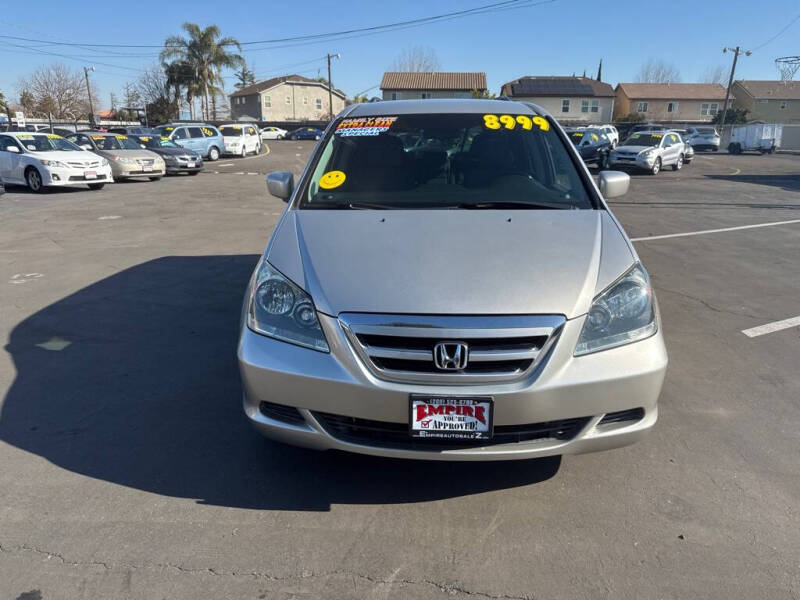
616;83;728;100
380;72;487;91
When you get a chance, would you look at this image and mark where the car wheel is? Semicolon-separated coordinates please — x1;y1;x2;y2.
241;146;247;158
88;183;105;190
188;171;200;176
650;157;661;176
277;135;283;140
25;167;44;193
208;146;220;161
148;176;162;182
672;154;683;171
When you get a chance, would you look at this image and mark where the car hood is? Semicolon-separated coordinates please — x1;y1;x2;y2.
97;149;161;160
150;147;195;157
27;150;101;163
615;145;655;153
266;210;635;318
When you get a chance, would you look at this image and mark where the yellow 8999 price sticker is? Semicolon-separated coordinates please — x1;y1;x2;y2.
483;114;549;132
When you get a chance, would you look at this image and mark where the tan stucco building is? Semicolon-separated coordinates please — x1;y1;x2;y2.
380;72;487;100
499;76;615;124
731;80;800;124
614;83;728;123
229;74;346;122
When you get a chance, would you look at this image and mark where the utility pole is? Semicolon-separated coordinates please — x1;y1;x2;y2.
719;46;751;132
83;66;96;128
326;53;340;120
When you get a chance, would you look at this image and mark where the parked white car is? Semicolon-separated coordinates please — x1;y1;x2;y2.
219;123;261;157
609;130;686;175
597;124;619;147
685;126;720;152
0;132;113;192
260;126;287;141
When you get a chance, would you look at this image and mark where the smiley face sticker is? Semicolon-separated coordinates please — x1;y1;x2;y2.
319;170;346;190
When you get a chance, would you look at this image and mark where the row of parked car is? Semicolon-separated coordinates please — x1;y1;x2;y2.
0;120;329;193
564;123;722;176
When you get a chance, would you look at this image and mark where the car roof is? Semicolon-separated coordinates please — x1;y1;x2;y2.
344;98;544;117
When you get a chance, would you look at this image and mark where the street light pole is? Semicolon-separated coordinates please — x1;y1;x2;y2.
326;53;340;120
83;66;96;128
719;46;751;132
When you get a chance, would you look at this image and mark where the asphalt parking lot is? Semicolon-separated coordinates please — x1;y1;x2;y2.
1;143;799;600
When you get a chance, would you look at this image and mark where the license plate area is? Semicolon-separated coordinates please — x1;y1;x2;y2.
84;171;97;179
186;161;195;168
409;395;493;440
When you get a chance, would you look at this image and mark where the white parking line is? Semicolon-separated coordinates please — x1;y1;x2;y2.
742;316;800;338
631;219;800;242
218;163;234;167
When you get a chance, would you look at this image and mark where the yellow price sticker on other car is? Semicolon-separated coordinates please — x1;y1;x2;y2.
92;135;104;140
202;127;214;136
233;125;241;129
651;134;663;138
483;114;549;132
572;132;584;137
18;134;33;139
165;126;174;131
319;170;346;190
116;135;127;140
161;136;170;141
46;134;61;139
140;137;150;141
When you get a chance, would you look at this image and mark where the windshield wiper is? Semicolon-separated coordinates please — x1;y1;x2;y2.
452;201;570;210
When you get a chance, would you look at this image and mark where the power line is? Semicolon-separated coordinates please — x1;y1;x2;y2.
751;11;800;51
0;0;555;50
0;39;145;73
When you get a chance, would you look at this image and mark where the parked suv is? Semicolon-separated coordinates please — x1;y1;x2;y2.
596;124;619;147
154;123;223;161
684;126;720;151
568;127;612;168
219;123;261;157
239;99;667;461
609;130;686;175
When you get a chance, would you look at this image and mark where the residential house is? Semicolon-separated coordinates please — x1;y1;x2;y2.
229;74;346;122
614;83;728;123
380;72;487;100
499;76;615;123
731;80;800;124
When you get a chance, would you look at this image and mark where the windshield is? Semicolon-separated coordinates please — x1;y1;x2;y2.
623;133;663;147
300;113;592;210
93;135;142;150
17;134;82;152
220;126;245;136
136;136;178;149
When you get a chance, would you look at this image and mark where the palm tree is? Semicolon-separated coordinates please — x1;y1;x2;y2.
160;23;243;121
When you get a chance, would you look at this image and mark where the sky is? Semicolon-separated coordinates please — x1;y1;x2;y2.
1;0;799;110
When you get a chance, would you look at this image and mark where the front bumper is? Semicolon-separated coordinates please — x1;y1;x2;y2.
165;158;204;173
238;312;667;461
41;165;114;186
112;163;166;178
609;154;654;171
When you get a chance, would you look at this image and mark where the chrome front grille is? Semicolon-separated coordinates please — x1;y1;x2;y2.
339;313;565;384
137;158;154;166
67;161;100;168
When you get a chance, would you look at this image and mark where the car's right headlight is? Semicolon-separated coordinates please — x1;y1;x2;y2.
246;257;329;352
575;264;657;356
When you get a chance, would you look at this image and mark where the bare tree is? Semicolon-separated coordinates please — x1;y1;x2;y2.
135;66;178;123
16;63;97;119
634;58;682;83
390;45;441;72
701;65;727;85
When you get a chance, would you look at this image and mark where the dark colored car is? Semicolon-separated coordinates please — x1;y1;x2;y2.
286;127;324;141
129;134;204;175
567;128;612;168
0;177;4;195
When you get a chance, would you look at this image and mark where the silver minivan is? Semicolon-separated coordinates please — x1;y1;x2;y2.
238;99;667;461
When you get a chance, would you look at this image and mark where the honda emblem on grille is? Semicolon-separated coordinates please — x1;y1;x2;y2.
433;342;469;371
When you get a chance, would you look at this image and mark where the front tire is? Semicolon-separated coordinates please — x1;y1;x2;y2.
25;167;44;193
208;146;220;161
148;176;162;182
650;157;661;176
241;145;247;158
672;154;683;171
88;183;105;190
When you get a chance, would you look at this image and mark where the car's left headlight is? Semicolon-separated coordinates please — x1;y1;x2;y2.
101;158;109;166
246;257;329;352
40;159;67;168
575;264;656;356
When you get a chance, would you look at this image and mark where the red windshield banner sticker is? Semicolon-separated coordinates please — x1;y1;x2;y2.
335;116;397;137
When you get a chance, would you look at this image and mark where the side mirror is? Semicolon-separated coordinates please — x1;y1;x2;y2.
597;171;630;199
266;170;294;201
7;146;20;153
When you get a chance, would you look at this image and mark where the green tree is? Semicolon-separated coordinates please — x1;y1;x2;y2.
712;107;748;125
471;89;496;99
161;23;244;120
234;63;256;89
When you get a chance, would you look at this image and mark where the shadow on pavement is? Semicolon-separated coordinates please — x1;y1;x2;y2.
704;173;800;193
1;255;560;511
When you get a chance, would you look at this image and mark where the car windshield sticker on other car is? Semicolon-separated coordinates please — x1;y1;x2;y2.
572;132;584;138
651;134;663;138
335;116;397;137
164;127;174;131
319;170;346;189
17;134;33;139
202;127;215;137
92;135;104;140
46;134;61;139
115;135;127;140
482;114;549;131
139;137;150;142
591;133;598;141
